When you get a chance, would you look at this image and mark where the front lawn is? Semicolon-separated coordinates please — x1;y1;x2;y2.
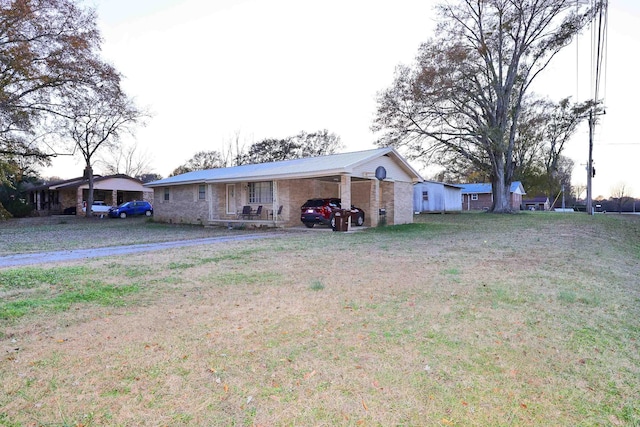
1;213;639;426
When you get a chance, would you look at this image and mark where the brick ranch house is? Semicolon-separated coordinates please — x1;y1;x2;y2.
145;147;424;228
27;174;154;215
458;181;526;211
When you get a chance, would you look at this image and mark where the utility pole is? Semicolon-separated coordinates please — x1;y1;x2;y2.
586;111;594;215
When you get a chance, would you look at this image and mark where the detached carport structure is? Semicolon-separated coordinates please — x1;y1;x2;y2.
27;174;153;216
145;147;423;228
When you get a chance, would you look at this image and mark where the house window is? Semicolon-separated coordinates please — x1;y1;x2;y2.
164;187;170;201
422;191;429;201
198;184;206;200
471;194;478;201
248;181;273;204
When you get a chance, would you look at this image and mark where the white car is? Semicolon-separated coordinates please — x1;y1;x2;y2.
82;201;112;214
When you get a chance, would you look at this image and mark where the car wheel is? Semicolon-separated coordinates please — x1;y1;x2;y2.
355;213;364;226
145;210;152;216
119;212;127;219
303;222;314;228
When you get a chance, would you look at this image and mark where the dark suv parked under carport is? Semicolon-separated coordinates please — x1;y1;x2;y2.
300;198;365;228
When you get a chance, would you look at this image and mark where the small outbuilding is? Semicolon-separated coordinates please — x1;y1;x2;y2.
458;181;526;211
522;196;550;211
145;147;423;229
413;181;462;213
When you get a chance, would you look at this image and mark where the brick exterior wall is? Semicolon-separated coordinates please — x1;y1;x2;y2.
462;193;493;211
392;181;414;225
153;184;210;224
462;192;522;211
152;177;414;227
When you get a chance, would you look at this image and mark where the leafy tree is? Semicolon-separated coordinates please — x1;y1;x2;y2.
373;0;602;212
170;151;225;176
239;138;299;164
514;97;591;201
291;130;343;158
0;0;108;160
239;129;343;165
0;0;136;217
137;173;163;183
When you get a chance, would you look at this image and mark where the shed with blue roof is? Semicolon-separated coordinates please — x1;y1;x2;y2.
458;182;526;211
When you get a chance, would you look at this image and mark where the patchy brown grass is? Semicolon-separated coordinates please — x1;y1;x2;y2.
1;213;639;426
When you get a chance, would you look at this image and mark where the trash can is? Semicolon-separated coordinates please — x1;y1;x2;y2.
332;209;350;232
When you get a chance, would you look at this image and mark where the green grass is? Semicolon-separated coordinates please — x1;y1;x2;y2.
0;264;146;324
0;213;639;426
0;266;90;291
0;282;139;320
309;280;325;291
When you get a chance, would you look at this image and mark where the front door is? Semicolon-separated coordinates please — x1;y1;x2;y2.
226;184;236;215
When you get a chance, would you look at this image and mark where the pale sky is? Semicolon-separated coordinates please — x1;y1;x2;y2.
46;0;640;198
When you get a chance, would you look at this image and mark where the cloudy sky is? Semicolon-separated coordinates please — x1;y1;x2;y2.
47;0;640;198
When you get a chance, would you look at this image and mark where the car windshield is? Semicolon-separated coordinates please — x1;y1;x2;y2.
117;202;130;208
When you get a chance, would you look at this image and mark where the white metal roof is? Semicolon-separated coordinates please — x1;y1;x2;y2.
145;147;424;187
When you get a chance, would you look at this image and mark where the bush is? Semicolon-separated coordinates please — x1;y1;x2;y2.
0;202;11;220
2;199;32;218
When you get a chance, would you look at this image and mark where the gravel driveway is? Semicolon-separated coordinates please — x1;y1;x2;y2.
0;233;284;268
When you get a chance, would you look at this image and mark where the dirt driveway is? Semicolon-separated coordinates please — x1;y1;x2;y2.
0;233;285;268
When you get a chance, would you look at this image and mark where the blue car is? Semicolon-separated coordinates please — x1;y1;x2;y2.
108;201;153;218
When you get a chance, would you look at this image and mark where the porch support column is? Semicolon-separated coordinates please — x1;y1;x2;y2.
112;189;117;206
340;175;352;229
272;180;278;224
208;184;214;221
370;178;380;227
76;187;83;215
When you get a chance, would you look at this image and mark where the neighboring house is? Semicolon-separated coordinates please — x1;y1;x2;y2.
522;196;550;211
145;147;424;228
413;181;462;213
458;181;526;211
27;174;154;216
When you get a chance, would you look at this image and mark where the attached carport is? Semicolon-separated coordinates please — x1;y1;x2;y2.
146;147;424;229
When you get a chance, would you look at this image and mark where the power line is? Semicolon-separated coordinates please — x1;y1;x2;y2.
585;0;608;215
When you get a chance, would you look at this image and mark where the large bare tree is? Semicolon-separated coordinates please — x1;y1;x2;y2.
60;80;146;217
97;141;153;178
610;183;632;213
373;0;602;212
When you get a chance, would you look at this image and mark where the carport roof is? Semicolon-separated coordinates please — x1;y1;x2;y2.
145;147;424;187
28;174;142;191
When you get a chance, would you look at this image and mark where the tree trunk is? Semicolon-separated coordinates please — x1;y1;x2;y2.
491;162;513;213
85;165;94;218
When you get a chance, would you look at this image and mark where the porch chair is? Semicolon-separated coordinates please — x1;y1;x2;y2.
269;205;283;221
250;205;263;219
239;205;252;219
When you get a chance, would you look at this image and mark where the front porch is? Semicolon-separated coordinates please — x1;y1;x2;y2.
207;218;284;228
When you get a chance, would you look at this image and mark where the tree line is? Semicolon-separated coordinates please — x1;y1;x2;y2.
2;0;608;218
169;130;343;176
